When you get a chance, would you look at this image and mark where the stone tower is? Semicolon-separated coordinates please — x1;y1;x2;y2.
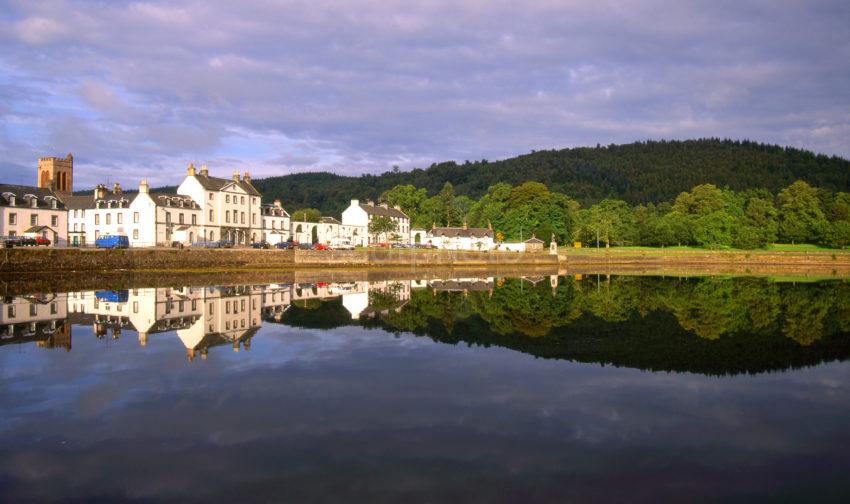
37;153;74;196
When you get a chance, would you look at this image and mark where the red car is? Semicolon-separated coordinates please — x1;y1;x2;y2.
34;236;51;246
312;243;328;250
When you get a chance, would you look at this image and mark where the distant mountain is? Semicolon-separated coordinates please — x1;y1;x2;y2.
249;139;849;214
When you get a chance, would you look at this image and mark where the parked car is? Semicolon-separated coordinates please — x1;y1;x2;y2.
95;290;129;303
95;235;130;249
329;237;355;250
297;243;313;250
391;242;412;249
170;240;185;249
33;236;51;246
274;241;297;249
251;241;270;249
0;236;21;248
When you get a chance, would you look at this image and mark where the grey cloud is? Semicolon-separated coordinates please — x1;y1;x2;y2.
0;0;848;189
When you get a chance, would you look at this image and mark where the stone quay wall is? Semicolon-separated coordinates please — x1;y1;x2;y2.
0;248;558;274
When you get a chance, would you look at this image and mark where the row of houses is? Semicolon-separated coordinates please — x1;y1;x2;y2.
1;154;546;251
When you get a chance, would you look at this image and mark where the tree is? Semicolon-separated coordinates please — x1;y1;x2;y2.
292;208;321;222
380;185;427;222
438;182;456;226
368;215;398;243
778;180;827;244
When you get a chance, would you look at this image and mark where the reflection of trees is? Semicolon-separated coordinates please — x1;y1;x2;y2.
781;286;832;346
470;280;582;337
666;280;744;340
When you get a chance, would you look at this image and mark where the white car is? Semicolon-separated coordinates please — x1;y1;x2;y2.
328;237;355;250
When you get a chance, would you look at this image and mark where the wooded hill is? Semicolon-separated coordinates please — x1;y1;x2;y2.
251;139;849;215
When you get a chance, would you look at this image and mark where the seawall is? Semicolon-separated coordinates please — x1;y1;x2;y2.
0;248;558;274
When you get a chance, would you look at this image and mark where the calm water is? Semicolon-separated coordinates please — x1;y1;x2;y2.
1;275;849;503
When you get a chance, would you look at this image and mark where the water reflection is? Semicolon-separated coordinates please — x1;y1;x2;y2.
2;275;849;374
2;275;850;502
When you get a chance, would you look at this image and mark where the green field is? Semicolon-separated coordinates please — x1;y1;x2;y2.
562;243;849;255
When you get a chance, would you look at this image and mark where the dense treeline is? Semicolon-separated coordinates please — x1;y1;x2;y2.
379;178;850;248
249;139;849;214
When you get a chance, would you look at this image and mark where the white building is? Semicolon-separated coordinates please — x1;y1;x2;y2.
424;224;495;251
65;181;202;247
261;200;291;244
176;164;262;245
341;199;410;245
0;184;68;245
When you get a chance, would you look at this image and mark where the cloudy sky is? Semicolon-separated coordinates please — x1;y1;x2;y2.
1;0;849;188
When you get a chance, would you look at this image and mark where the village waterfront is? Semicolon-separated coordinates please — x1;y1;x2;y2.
1;272;850;502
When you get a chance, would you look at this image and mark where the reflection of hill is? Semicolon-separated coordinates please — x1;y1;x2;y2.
366;277;850;376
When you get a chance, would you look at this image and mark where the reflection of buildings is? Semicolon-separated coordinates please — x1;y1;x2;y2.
2;276;498;358
1;293;71;350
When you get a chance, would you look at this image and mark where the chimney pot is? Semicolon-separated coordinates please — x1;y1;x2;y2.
139;180;149;194
113;182;121;194
274;199;281;208
199;164;209;176
243;171;250;181
187;162;196;176
233;170;240;182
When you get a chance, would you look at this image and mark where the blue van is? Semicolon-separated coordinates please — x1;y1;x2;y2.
95;290;129;303
95;235;130;249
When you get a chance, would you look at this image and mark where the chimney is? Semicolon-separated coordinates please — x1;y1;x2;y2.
199;164;209;176
139;180;149;194
273;199;282;208
187;162;196;176
351;199;359;207
393;204;401;211
432;222;436;230
112;182;122;194
243;171;250;182
94;184;107;200
463;221;468;230
487;220;492;230
380;202;388;209
232;170;240;182
367;200;374;206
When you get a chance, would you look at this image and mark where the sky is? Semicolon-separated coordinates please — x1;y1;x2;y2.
1;0;849;189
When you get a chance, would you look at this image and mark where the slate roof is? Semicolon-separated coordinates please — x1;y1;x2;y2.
193;174;261;196
262;204;290;217
63;195;98;210
64;193;136;210
150;193;200;209
359;203;408;219
0;184;65;210
430;226;493;238
524;236;545;244
320;216;341;224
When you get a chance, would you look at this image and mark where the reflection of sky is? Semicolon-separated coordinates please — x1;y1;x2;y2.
1;321;850;502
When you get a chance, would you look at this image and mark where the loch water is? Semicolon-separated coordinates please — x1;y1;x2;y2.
1;275;850;502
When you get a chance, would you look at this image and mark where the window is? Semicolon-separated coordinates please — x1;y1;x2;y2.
133;212;139;223
225;301;230;314
209;210;214;221
133;229;139;240
105;214;111;225
30;214;38;225
209;192;214;200
30;304;37;316
133;301;139;313
7;305;14;318
51;215;58;227
95;214;100;225
81;224;85;232
241;196;245;205
241;212;245;224
252;198;257;205
117;213;122;224
50;303;57;315
252;213;256;224
8;213;15;225
179;213;184;224
225;210;230;223
226;195;230;203
165;212;171;224
191;214;197;225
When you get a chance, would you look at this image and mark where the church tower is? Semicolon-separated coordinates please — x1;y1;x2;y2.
37;153;74;197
